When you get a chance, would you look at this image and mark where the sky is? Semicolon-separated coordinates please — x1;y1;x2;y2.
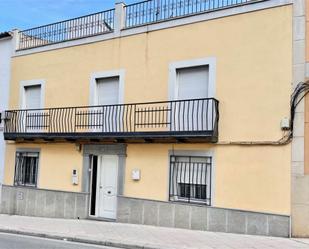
0;0;137;32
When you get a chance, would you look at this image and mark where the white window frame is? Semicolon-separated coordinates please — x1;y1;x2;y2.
89;70;125;106
167;150;215;206
19;79;45;109
168;57;216;100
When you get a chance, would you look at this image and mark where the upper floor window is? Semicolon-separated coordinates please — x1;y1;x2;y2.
91;76;121;132
20;80;45;110
176;65;209;100
169;58;216;101
96;77;120;105
14;151;39;187
169;155;212;205
19;80;45;132
24;85;41;109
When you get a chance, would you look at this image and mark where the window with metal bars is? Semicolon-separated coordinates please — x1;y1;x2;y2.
169;155;212;205
14;152;39;187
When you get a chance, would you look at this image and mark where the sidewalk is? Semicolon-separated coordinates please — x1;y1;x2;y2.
0;215;307;249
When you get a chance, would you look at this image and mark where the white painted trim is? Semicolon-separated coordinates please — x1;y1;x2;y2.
19;79;45;109
168;57;216;100
89;70;125;106
167;149;216;206
14;0;292;57
306;62;309;78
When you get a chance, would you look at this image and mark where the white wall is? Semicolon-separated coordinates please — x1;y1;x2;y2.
0;35;14;184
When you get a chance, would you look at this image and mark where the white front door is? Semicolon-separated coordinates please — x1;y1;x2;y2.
96;155;118;219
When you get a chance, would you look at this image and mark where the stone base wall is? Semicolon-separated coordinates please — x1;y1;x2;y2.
117;196;290;237
0;186;290;237
0;185;89;219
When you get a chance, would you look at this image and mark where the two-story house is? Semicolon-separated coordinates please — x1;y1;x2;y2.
0;0;297;237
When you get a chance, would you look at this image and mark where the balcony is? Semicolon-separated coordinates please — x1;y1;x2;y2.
3;98;219;143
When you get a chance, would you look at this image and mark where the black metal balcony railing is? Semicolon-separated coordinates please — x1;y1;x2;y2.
125;0;254;28
3;98;219;142
18;9;115;50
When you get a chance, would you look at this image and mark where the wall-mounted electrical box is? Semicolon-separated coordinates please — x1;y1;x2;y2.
131;169;141;181
280;117;290;130
72;169;79;185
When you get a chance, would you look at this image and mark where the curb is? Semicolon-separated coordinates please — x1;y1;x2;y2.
0;229;163;249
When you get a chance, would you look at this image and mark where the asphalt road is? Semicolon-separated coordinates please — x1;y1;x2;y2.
0;232;119;249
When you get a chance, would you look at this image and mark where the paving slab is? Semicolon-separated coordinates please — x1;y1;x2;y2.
0;214;307;249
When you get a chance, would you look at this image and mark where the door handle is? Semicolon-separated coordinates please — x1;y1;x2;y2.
107;191;111;194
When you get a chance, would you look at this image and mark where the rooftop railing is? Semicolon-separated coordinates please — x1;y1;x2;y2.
124;0;254;28
17;0;258;50
18;9;115;50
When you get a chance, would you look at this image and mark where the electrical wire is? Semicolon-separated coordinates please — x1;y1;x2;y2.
216;81;309;146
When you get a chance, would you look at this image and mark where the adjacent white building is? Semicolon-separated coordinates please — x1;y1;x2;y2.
0;31;14;186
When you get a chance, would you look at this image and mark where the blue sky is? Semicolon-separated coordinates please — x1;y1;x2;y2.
0;0;137;32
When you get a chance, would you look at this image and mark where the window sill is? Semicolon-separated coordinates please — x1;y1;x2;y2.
14;184;37;188
169;198;211;206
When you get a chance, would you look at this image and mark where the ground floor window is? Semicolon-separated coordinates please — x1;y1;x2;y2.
14;151;39;187
169;155;212;205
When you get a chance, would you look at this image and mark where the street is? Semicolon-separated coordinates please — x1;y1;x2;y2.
0;233;118;249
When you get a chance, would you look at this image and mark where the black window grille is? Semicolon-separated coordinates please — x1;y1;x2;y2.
14;152;39;187
169;155;212;205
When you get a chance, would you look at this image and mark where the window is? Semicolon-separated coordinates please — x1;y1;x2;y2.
24;85;41;109
20;82;45;132
94;77;120;132
172;66;212;132
90;70;124;107
176;65;209;100
169;58;215;101
96;77;119;105
14;151;39;187
169;155;212;205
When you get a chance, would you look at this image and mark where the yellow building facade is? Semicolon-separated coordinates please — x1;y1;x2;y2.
1;0;295;237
